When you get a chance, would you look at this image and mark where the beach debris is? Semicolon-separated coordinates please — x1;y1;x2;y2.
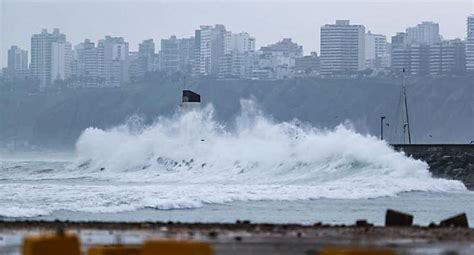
313;222;322;227
236;220;251;225
355;219;373;227
385;209;413;227
208;231;218;239
440;213;469;228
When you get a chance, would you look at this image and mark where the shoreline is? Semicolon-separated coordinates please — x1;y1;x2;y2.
1;220;474;254
1;220;473;241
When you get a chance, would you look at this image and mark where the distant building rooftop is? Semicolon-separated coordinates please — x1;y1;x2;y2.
336;20;350;25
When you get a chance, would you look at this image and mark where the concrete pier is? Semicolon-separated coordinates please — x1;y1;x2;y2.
392;144;474;189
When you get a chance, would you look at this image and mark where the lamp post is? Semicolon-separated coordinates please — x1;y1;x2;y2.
380;116;386;140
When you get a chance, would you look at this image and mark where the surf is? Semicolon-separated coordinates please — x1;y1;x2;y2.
0;99;466;218
73;99;465;191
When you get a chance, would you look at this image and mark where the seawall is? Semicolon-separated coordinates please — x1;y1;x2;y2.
392;144;474;189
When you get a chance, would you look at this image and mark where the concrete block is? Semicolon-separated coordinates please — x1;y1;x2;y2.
385;209;413;226
440;213;469;228
143;240;213;255
22;233;80;255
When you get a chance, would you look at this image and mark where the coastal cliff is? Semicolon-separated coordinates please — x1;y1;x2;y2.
1;76;472;150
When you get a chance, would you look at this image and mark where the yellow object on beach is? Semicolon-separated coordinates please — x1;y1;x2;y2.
22;232;81;255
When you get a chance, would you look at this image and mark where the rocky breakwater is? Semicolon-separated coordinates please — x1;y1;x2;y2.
392;144;474;189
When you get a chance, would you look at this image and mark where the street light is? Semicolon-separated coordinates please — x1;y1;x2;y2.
380;116;386;140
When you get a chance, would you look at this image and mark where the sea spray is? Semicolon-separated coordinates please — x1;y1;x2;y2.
0;100;466;217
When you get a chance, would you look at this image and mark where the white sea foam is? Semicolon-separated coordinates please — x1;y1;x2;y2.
0;100;467;217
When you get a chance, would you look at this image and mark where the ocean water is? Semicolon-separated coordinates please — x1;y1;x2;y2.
0;100;471;225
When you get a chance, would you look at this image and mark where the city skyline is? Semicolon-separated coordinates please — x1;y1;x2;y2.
3;15;472;88
1;17;470;70
1;1;472;68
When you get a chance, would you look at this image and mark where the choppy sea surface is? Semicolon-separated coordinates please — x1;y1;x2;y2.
0;101;472;225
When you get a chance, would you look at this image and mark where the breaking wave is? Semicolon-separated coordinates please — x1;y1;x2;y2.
0;100;466;217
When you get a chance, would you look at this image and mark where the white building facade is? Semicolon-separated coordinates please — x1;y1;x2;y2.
30;28;68;90
51;41;72;82
97;36;129;87
72;39;99;87
193;24;226;77
219;31;256;79
320;20;365;75
466;15;474;72
231;32;256;53
406;21;441;45
365;31;389;71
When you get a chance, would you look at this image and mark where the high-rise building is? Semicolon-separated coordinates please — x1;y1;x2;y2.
261;38;303;58
406;21;441;45
127;51;142;82
160;36;195;74
391;32;409;73
7;46;28;71
365;31;389;71
320;20;365;75
5;46;29;80
30;28;68;89
392;30;466;76
193;30;201;76
392;21;466;76
429;39;466;75
97;36;129;87
51;41;72;82
72;39;99;86
127;39;155;81
160;36;180;72
138;39;155;73
219;51;242;78
231;32;256;53
193;24;227;77
151;53;160;72
407;44;430;75
224;31;233;55
295;52;320;75
466;15;474;72
219;32;256;79
177;37;195;75
253;38;303;79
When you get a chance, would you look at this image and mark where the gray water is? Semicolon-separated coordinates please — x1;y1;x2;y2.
14;192;474;226
0;157;473;226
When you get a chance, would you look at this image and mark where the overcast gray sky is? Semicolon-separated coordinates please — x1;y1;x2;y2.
1;0;472;68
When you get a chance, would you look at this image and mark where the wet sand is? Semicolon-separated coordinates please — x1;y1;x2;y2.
1;220;473;254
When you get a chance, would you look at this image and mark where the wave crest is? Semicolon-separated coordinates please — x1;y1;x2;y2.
0;100;465;218
74;99;464;190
